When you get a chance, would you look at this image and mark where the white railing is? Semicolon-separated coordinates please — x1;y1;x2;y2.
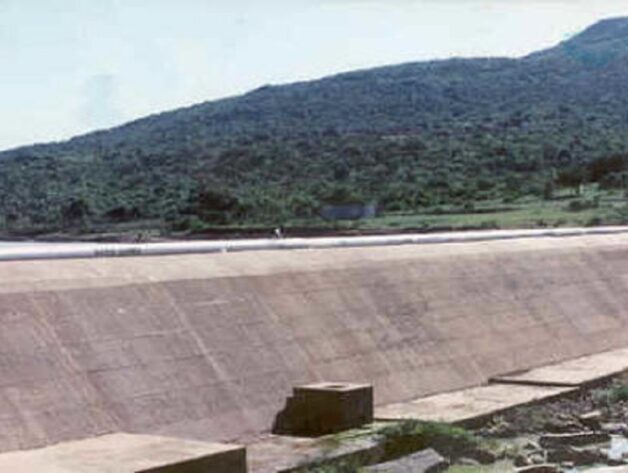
1;226;628;262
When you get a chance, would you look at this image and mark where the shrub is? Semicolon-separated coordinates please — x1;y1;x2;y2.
566;198;598;212
592;384;628;405
479;220;499;229
585;216;603;227
378;421;478;460
608;385;628;403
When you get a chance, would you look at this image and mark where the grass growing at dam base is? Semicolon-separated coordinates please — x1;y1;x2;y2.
292;374;628;473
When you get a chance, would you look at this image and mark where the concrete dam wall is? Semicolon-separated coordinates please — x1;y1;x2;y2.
2;233;628;453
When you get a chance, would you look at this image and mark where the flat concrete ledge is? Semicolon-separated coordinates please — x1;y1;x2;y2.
376;347;628;427
375;384;575;427
0;433;247;473
490;348;628;388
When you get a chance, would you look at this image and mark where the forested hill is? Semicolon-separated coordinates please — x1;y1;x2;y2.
3;17;628;235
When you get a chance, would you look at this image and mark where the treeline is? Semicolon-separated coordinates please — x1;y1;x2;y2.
1;124;627;235
2;18;628;235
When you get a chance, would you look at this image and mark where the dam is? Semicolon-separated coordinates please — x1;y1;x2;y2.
2;227;628;470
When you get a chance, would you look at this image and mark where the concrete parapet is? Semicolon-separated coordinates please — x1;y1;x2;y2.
273;382;373;436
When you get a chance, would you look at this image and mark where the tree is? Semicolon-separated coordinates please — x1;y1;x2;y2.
61;198;90;228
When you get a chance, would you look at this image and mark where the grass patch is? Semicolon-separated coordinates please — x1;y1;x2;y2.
347;187;628;232
316;425;381;453
593;384;628;405
377;420;479;461
295;421;481;472
608;385;628;403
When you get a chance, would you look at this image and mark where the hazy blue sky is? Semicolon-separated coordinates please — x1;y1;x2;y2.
1;0;628;151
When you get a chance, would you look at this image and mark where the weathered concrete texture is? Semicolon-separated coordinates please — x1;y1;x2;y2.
0;433;246;472
375;384;575;425
2;234;628;451
539;432;611;449
273;382;373;436
376;347;628;426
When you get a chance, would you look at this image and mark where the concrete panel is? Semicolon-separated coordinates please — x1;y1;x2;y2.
1;234;628;450
376;384;575;425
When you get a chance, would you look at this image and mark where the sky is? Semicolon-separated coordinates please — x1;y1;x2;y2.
1;0;628;151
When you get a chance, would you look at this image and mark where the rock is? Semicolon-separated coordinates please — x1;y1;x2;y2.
457;458;480;466
528;453;547;465
485;420;517;438
543;419;582;434
514;454;531;467
515;463;560;473
540;432;611;448
601;423;628;435
561;461;575;469
466;447;498;465
577;446;606;464
547;446;604;465
546;447;572;464
363;448;449;473
579;410;603;430
523;440;543;452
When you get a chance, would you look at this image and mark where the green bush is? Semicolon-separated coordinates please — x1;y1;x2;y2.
566;198;599;212
585;216;603;226
592;384;628;405
378;421;478;460
479;220;499;229
608;385;628;403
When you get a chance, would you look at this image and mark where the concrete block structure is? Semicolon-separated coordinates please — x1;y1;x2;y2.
273;382;373;435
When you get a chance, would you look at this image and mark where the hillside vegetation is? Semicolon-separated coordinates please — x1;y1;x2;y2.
3;18;628;236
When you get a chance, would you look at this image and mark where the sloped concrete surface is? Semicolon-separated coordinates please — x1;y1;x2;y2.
376;347;628;426
2;233;628;452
